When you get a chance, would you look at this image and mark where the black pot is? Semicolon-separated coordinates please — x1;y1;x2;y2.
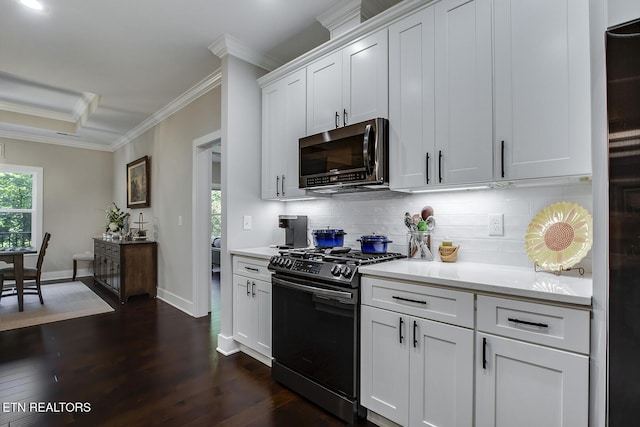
358;234;392;254
312;229;346;248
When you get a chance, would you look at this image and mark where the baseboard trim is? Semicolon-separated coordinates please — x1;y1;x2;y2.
238;344;272;367
156;287;196;317
216;334;239;356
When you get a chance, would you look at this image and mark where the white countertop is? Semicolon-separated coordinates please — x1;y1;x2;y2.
230;246;280;260
229;247;592;306
359;260;592;306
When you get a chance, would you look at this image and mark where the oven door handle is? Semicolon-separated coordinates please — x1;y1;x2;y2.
272;276;354;301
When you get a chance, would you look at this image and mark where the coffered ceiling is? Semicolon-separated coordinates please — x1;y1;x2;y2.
0;0;352;151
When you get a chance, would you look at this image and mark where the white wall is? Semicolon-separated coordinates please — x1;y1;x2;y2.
217;53;284;352
114;88;221;311
0;137;113;279
608;0;640;27
287;183;593;269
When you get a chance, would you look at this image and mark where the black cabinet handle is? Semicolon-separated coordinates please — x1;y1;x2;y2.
245;267;260;272
507;317;549;329
413;320;418;348
482;337;487;369
276;175;280;197
438;150;443;183
252;281;256;297
426;152;430;184
392;295;427;305
501;140;505;178
399;317;404;344
343;109;348;126
335;111;340;128
246;280;251;296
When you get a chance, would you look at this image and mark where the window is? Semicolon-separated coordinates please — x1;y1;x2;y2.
0;164;42;248
211;189;221;242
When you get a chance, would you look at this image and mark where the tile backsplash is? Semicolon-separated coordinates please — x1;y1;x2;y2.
285;182;593;270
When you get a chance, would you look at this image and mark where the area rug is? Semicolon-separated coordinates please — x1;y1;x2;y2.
0;282;114;332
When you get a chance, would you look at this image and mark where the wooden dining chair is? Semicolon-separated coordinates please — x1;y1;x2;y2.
0;232;52;304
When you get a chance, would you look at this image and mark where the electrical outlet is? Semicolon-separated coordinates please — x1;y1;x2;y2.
488;213;504;236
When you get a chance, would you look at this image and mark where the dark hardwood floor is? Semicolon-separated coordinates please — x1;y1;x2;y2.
0;275;373;427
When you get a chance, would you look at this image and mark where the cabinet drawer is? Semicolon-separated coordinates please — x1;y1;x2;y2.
362;277;474;328
233;256;271;282
477;295;590;354
94;242;105;254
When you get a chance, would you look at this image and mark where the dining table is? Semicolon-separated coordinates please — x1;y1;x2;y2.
0;247;37;312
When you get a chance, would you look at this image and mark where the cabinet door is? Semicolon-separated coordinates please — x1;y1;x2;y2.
494;0;591;180
261;69;307;199
252;279;272;357
261;79;287;199
360;306;410;426
307;51;343;134
232;274;253;347
476;333;589;427
342;29;389;126
282;70;307;198
409;318;474;427
434;0;493;185
388;7;436;189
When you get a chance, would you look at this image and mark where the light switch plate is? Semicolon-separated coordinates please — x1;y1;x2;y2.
243;215;252;230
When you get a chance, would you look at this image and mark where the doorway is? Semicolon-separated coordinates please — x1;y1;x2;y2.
192;130;221;318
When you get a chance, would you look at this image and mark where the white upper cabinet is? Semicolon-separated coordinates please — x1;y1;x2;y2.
389;0;493;190
434;0;494;185
388;7;436;189
307;29;388;135
493;0;591;180
261;69;307;200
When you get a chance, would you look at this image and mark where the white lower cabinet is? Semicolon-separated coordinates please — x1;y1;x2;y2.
475;333;588;427
361;280;590;427
475;295;589;427
360;278;474;427
232;256;272;359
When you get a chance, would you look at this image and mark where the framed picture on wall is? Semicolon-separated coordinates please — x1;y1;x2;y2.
127;156;150;208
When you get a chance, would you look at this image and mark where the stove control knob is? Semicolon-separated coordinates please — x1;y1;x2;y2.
342;266;352;278
284;259;292;268
331;265;342;276
276;257;285;266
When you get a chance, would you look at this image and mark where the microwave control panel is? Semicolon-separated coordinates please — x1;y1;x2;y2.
306;173;367;186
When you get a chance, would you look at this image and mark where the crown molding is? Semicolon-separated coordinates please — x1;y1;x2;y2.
258;0;429;88
316;0;361;34
0;129;112;151
111;69;222;151
208;33;282;71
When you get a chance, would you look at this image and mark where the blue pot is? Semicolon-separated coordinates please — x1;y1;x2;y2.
312;229;346;248
358;235;392;254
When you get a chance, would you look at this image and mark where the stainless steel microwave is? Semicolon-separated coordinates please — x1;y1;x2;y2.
298;118;389;192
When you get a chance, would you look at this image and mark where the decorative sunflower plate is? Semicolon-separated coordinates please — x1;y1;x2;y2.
525;202;593;271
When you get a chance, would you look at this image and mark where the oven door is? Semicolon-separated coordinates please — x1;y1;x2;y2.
272;274;358;399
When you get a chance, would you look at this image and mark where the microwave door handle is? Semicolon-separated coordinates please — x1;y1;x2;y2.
363;124;375;175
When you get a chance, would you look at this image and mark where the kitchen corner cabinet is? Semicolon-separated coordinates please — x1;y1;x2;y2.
360;277;474;426
232;255;272;358
475;295;589;427
389;0;493;190
493;0;591;180
306;28;388;135
93;239;157;303
261;69;307;200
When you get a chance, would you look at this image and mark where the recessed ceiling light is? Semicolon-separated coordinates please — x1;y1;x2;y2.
19;0;44;11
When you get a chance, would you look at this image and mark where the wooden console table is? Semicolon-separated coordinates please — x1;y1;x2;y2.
93;238;157;303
